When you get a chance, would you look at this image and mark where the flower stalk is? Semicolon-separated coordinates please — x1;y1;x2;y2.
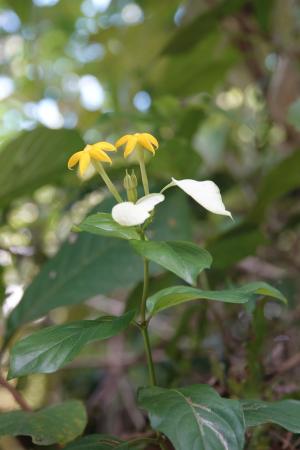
137;148;150;196
93;161;122;203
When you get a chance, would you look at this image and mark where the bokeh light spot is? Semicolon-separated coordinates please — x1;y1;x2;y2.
133;90;151;112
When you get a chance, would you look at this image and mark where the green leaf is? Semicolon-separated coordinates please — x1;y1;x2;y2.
6;190;191;338
139;384;245;450
251;150;300;221
130;240;212;285
8;311;134;378
0;400;87;445
242;399;300;433
147;282;287;315
253;0;276;33
64;434;138;449
78;213;141;240
0;127;84;207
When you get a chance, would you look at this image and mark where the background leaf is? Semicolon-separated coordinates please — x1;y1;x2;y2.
130;240;212;285
8;311;135;378
7;191;192;337
0;127;84;207
242;399;300;433
139;384;245;450
0;400;87;445
146;282;287;315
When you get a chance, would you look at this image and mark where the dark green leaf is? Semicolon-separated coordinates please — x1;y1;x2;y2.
7;191;191;338
146;282;287;315
253;0;275;33
64;434;139;449
8;311;134;378
0;127;84;207
159;32;239;96
251;150;300;221
0;400;87;445
78;213;141;240
131;240;212;285
149;138;202;181
163;0;245;54
242;399;300;433
139;384;245;450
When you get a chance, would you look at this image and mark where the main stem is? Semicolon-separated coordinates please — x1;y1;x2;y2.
140;251;157;386
93;161;123;203
137;148;149;195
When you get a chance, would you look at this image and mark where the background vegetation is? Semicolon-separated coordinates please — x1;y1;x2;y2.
0;0;300;448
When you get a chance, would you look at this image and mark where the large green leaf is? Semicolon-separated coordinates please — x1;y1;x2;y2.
139;384;245;450
163;0;245;54
78;213;141;240
0;400;87;445
130;240;212;285
159;32;239;96
8;311;134;378
146;282;287;315
64;434;139;449
0;127;84;207
251;150;300;221
242;399;300;433
7;191;191;338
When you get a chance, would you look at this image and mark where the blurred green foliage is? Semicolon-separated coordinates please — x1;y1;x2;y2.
0;0;300;449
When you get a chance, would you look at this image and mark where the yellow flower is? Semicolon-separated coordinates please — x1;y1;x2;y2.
115;132;158;158
68;142;116;176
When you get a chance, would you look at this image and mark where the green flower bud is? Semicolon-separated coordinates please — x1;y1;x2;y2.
123;170;138;202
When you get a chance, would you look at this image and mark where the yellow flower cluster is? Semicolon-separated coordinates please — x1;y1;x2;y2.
68;132;158;176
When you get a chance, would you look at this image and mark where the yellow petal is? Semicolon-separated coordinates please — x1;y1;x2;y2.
138;134;155;154
68;151;84;169
92;141;116;152
89;148;112;164
79;151;91;176
142;133;158;148
115;134;131;148
124;136;138;158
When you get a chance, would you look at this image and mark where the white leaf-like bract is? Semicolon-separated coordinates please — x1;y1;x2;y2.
112;194;165;227
171;178;232;218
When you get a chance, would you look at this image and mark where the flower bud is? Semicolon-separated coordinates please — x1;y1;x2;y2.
123;170;138;202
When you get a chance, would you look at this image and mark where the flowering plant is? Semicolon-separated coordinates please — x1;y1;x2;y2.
4;132;300;450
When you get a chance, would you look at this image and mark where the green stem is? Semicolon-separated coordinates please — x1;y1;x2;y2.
137;148;149;195
93;161;122;203
139;239;157;385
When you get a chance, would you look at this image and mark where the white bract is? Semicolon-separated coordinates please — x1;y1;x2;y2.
171;178;232;219
112;178;232;227
112;193;165;226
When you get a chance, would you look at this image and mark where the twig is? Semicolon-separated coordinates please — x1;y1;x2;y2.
0;375;31;411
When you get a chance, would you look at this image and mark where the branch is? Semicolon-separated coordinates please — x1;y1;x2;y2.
0;375;31;411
